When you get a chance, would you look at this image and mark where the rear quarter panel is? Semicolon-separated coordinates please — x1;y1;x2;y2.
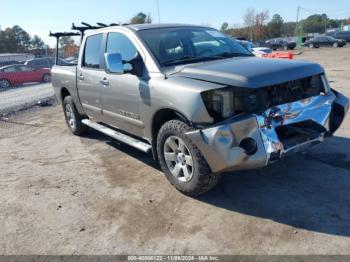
51;66;85;115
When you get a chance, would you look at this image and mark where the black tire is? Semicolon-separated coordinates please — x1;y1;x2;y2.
0;79;11;89
42;73;51;83
62;96;89;136
157;119;220;196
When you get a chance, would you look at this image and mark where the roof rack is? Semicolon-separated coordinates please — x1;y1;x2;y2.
49;22;122;64
49;31;81;38
71;22;120;35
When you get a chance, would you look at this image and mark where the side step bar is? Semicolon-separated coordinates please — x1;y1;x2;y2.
82;119;152;153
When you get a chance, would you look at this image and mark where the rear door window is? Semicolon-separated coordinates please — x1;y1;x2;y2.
3;66;18;73
83;34;103;69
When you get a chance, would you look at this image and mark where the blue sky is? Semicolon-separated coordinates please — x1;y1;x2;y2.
1;0;350;46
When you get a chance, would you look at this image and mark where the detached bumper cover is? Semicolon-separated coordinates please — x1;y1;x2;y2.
186;91;349;173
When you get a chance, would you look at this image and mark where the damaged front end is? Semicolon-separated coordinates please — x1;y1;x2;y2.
186;75;349;173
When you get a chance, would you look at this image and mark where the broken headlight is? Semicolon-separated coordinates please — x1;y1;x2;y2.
201;88;236;121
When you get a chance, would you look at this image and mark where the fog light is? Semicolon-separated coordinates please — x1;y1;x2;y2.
239;137;258;156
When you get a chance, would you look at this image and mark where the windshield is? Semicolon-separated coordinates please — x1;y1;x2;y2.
138;27;252;66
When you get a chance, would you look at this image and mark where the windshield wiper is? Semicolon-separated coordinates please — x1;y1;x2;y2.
162;52;253;66
162;55;218;66
215;52;254;58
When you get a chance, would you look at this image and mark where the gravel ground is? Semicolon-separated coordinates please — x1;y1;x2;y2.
0;47;350;255
0;83;54;115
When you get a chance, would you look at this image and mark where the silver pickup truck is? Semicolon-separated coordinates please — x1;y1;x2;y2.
51;23;349;196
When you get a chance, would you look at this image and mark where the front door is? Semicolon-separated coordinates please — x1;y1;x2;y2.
100;31;145;137
77;33;104;121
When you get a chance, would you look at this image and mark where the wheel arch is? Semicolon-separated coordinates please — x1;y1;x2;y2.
60;87;71;102
150;108;193;160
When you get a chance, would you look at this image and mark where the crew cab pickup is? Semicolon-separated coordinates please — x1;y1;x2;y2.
51;24;349;196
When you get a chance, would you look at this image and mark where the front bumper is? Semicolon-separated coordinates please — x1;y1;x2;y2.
186;91;349;173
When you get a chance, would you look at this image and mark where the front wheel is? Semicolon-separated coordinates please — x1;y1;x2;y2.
62;96;89;136
309;43;314;48
333;42;339;48
157;119;220;196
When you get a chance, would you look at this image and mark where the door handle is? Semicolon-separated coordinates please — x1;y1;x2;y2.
100;77;109;86
78;74;84;81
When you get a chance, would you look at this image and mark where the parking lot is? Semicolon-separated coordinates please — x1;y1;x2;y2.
1;46;350;255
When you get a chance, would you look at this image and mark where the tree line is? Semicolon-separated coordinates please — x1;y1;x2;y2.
221;8;350;42
0;25;46;54
0;12;152;54
1;10;348;54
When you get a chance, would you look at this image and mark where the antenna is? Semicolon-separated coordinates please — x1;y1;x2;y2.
157;0;161;23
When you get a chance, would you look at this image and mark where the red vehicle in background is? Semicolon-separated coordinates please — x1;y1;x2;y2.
0;64;51;89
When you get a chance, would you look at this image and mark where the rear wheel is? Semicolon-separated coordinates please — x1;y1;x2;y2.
309;43;314;48
333;42;339;48
157;119;220;196
62;96;89;136
0;79;10;89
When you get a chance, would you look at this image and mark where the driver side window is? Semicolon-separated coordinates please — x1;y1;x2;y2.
106;32;138;62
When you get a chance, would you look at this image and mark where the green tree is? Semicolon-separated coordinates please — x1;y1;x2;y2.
30;35;45;50
267;14;284;37
12;25;31;52
1;25;31;53
0;30;5;52
302;14;328;33
130;12;152;24
220;22;229;32
282;22;297;36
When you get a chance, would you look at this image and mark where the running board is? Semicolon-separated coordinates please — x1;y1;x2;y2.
81;119;152;153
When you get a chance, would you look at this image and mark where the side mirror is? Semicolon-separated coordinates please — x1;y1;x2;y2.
104;53;124;74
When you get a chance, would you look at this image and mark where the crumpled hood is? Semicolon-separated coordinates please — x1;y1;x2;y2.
171;57;324;88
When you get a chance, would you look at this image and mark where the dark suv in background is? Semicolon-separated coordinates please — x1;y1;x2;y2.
326;31;350;42
265;37;296;50
24;57;54;69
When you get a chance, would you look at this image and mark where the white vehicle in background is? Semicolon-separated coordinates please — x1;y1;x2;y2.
236;40;272;57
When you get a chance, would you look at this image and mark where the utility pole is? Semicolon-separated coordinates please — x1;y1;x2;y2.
295;6;302;48
157;0;161;23
296;6;300;33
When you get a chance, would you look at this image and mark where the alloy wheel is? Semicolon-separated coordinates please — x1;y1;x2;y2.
163;136;194;182
65;103;76;130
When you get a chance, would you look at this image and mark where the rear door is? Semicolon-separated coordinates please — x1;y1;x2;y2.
318;37;330;47
99;31;145;137
77;33;105;121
